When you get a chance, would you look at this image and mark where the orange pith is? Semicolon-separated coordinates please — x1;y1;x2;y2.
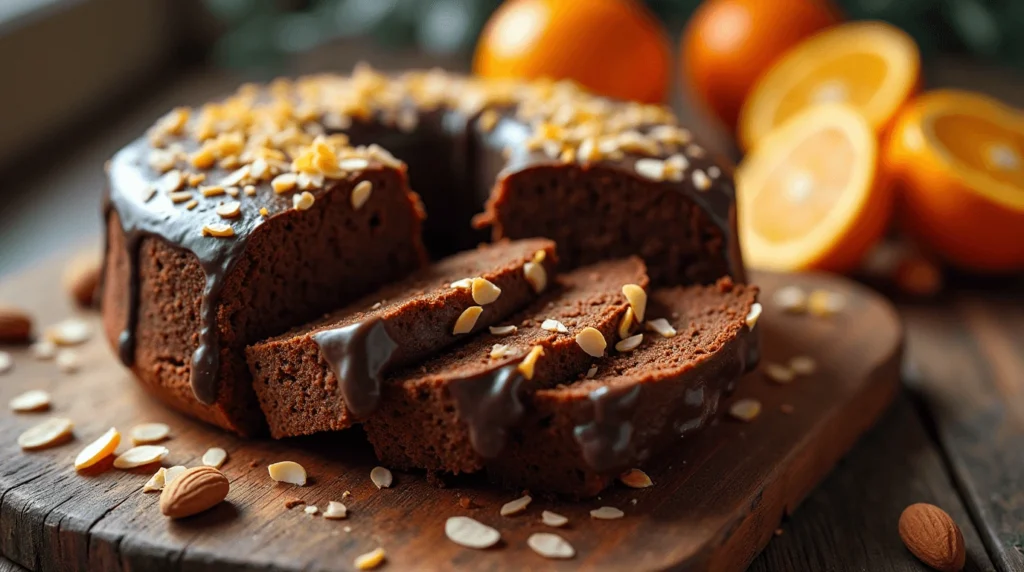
738;104;893;272
739;21;920;151
886;90;1024;271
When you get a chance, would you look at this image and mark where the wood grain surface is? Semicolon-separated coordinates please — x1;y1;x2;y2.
0;258;901;571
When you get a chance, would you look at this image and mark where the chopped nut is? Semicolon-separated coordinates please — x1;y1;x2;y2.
619;468;653;488
527;532;575;559
202;223;235;238
113;445;169;469
169;191;192;204
634;158;666;181
268;461;307;486
259;207;269;217
615;333;643;352
292;191;315;211
645;318;677;338
9;389;51;412
18;417;74;450
575;327;607;358
621;284;647;321
500;494;532;516
271;173;298;194
490;344;514;359
351;180;373;210
746;302;763;329
354;547;386;570
586;365;598;378
370;466;393;489
185;199;199;211
216;201;242;219
773;286;807;313
143;468;167;493
445;516;501;549
200;185;225;197
31;340;56;360
304;505;319;515
450;278;473;290
202;447;228;468
590;506;625;520
243;185;257;196
541;510;569;527
617;307;635;339
339;157;370;171
323;501;348;519
471;277;502;305
686;143;706;158
523;261;547;293
489;325;517;336
763;363;796;384
453;306;483;335
808;289;846;317
164;465;187;485
130;422;170;445
708;165;722;179
55;350;80;373
45;318;91;346
517;345;545;380
75;427;120;470
729;398;762;422
692;169;712;191
789;356;817;375
541;319;568;333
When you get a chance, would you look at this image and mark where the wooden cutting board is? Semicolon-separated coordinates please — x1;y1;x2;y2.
0;260;902;572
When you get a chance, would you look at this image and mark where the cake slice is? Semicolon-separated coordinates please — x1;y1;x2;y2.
364;257;649;475
486;278;759;497
246;239;557;438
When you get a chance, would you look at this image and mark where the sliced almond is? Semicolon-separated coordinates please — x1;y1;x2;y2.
617;307;635;339
351;180;373;210
789;355;817;375
75;427;120;470
586;365;598;378
541;510;569;527
575;327;607;358
354;547;386;570
271;173;298;194
490;344;513;360
216;201;242;219
517;345;545;380
729;398;762;422
763;363;796;384
202;447;228;468
541;319;568;333
619;468;654;488
9;389;51;412
471;278;502;305
114;445;169;469
130;422;170;445
268;461;307;486
323;501;348;519
450;278;473;290
489;325;517;336
202;223;235;238
445;516;501;549
31;340;56;360
527;532;575;559
615;333;643;353
340;157;370;171
370;466;393;489
645;318;677;338
143;468;167;492
165;465;187;485
499;494;532;516
745;302;763;329
18;417;74;450
304;505;319;515
292;191;315;211
55;350;80;373
590;506;625;520
453;306;483;335
523;261;547;293
45;318;91;346
622;284;647;322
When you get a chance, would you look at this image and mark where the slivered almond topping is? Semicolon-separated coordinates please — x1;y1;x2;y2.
645;318;677;338
692;169;712;191
686;143;706;158
18;417;73;450
202;223;234;238
490;344;513;359
617;307;635;339
621;284;647;322
708;165;722;179
532;249;547;263
500;494;532;516
268;461;307;485
31;340;56;360
187;173;206;186
518;345;545;380
489;325;517;336
541;319;568;333
370;466;393;489
323;501;348;519
746;302;763;329
130;423;170;445
55;350;79;373
541;510;569;527
292;191;315;211
729;398;761;421
202;447;228;468
619;468;653;488
10;389;51;412
185;199;199;210
354;547;386;570
339;157;370;171
351;180;373;210
615;334;643;352
527;532;575;559
259;207;269;217
523;261;547;293
634;158;666;181
789;356;817;375
158;170;185;193
216;201;241;219
773;286;807;313
243;185;257;196
586;365;598;378
453;306;483;335
113;445;169;469
165;465;187;485
575;327;607;358
450;278;473;289
304;505;319;515
143;468;167;493
445;516;501;549
75;427;120;470
471;277;502;305
590;506;625;520
200;185;225;197
45;318;91;346
271;173;298;194
763;363;795;384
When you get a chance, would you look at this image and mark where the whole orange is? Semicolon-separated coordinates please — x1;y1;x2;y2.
683;0;839;131
473;0;671;104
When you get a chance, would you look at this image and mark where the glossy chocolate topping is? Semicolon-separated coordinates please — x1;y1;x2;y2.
448;363;526;459
313;318;398;419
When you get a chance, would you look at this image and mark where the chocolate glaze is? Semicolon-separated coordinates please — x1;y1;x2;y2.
313;318;398;419
448;363;526;459
573;384;642;472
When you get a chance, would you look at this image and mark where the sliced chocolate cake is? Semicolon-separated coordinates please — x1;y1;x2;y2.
363;257;649;475
246;239;557;438
487;278;759;496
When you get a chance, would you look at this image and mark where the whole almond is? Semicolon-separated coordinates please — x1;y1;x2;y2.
160;466;229;519
64;254;102;308
0;306;32;344
898;503;966;572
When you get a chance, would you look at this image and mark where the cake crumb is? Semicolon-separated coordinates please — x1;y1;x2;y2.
729;399;761;422
284;497;306;509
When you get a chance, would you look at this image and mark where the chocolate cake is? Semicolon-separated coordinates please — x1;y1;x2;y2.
487;279;759;496
246;239;557;438
363;258;649;475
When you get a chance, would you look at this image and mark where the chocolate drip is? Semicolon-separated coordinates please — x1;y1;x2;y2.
573;385;642;473
313;318;398;419
448;363;526;459
116;232;142;365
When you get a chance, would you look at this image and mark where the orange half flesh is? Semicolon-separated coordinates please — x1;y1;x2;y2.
738;104;893;272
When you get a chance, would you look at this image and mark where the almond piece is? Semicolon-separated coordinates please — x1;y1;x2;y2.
354;547;386;570
113;445;169;469
9;389;51;413
268;461;307;486
160;466;230;519
64;253;102;307
370;466;393;489
0;306;32;344
899;503;966;572
527;532;575;559
18;417;74;450
75;427;120;470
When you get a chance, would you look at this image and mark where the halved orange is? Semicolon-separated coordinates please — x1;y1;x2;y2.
886;90;1024;271
738;21;920;151
737;104;894;272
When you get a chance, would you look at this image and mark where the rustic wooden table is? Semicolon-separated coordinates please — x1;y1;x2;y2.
0;46;1021;571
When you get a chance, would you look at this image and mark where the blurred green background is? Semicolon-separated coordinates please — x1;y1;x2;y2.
205;0;1024;71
